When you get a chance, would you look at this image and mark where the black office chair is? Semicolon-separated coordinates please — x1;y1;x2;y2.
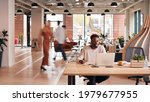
143;76;150;85
125;47;145;85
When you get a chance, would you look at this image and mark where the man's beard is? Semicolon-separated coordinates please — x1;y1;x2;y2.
90;45;98;49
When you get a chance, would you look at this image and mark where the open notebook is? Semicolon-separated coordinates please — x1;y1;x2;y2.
95;53;115;67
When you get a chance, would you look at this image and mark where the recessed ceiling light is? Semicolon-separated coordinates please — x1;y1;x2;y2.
87;2;94;7
44;9;50;13
111;2;118;7
68;13;72;15
17;9;23;14
51;13;56;16
31;3;38;8
87;9;92;12
104;9;109;12
64;9;69;13
57;2;64;7
101;13;105;16
87;13;91;16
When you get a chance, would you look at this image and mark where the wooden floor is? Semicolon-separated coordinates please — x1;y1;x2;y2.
0;47;147;85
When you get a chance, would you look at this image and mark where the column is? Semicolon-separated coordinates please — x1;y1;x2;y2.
0;0;15;67
31;7;44;50
27;15;31;47
125;10;130;41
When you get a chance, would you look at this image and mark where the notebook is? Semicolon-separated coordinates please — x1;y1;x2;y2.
95;53;115;67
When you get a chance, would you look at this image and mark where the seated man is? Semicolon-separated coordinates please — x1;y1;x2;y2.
77;34;109;85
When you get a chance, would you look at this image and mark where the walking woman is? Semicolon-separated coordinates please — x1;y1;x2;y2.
41;20;53;71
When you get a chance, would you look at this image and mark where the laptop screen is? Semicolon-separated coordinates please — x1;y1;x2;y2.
95;53;115;67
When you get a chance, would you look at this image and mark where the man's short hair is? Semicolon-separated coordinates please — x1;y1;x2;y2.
57;21;61;26
62;25;66;28
90;34;99;40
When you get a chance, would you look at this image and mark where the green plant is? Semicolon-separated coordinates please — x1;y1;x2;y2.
128;33;136;40
0;29;8;52
100;33;107;39
117;36;125;47
132;54;144;61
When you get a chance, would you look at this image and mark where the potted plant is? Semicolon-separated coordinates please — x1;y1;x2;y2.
118;36;124;47
131;54;144;68
0;29;8;67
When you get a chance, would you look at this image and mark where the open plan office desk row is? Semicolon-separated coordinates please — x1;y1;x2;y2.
63;62;150;85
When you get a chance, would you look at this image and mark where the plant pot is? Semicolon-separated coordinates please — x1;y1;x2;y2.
0;51;3;67
130;60;144;68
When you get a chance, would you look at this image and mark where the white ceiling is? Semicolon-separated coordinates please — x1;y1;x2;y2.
15;0;143;14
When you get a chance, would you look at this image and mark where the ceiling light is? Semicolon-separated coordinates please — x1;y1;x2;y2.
87;2;94;7
64;9;69;13
87;13;91;16
44;9;50;13
111;2;118;7
51;13;56;16
104;9;109;12
68;13;72;15
31;3;38;8
87;9;92;12
57;2;64;7
17;9;23;14
101;13;105;16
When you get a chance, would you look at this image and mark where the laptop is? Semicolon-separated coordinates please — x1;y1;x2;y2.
95;53;115;67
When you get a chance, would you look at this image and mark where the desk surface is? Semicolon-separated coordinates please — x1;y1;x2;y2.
64;62;150;76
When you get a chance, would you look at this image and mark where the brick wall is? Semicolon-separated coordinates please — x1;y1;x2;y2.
15;15;23;39
113;14;125;39
64;15;73;40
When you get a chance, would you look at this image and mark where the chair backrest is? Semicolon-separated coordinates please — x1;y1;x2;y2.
125;47;145;62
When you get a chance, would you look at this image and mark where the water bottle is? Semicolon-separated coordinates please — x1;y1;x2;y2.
144;56;148;68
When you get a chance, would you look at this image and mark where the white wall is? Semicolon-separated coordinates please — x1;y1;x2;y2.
23;15;27;47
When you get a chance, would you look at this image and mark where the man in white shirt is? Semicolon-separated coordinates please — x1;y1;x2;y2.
77;34;109;85
54;21;67;61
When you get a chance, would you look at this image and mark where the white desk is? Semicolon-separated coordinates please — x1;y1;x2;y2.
63;62;150;85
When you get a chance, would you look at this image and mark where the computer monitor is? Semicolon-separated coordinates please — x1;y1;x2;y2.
95;53;115;67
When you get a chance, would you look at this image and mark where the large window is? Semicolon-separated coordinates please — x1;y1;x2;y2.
105;15;113;38
73;14;113;42
134;10;143;34
73;14;84;40
47;14;63;32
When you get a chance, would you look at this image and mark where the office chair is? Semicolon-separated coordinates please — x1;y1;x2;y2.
53;41;75;60
125;47;145;85
143;76;150;85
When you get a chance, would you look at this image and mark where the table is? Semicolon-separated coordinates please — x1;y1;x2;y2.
63;62;150;85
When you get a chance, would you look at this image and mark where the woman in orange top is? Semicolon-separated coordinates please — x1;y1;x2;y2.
41;20;53;71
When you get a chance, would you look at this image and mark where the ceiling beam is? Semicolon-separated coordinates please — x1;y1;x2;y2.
119;0;143;13
16;0;31;7
15;3;31;10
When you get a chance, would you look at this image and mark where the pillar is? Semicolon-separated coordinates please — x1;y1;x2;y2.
0;0;15;67
31;7;44;50
125;10;130;41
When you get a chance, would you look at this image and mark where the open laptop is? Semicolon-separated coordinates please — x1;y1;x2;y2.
95;53;115;67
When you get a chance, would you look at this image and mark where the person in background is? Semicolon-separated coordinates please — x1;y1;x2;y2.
54;21;67;62
77;34;109;85
41;20;53;71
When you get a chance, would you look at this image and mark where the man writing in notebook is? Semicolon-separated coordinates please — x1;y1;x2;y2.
77;34;109;85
